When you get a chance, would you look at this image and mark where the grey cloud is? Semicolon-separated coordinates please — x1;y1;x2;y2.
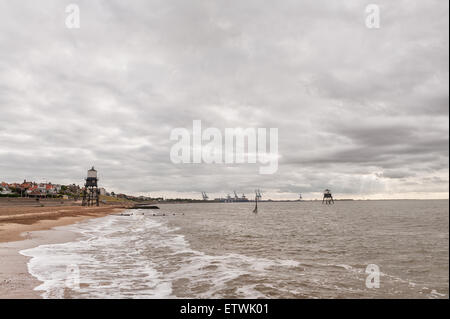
0;0;448;199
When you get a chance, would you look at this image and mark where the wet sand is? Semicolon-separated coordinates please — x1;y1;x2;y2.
0;205;125;298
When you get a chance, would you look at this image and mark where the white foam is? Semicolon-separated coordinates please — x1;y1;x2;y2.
430;290;446;297
20;214;173;298
20;213;302;298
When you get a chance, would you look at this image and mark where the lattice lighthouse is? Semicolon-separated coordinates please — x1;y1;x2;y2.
82;166;99;206
322;189;334;204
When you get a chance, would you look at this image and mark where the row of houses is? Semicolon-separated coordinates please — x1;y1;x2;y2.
1;180;110;199
1;180;64;197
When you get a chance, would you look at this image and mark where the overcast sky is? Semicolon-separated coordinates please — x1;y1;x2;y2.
0;0;448;199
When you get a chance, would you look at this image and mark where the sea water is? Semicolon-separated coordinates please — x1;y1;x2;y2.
20;200;449;299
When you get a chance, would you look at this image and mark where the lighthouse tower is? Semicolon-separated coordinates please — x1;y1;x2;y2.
82;166;99;206
322;189;334;204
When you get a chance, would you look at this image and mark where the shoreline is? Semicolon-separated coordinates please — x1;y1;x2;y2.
0;205;126;299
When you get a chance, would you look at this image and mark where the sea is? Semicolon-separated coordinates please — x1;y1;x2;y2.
20;200;449;299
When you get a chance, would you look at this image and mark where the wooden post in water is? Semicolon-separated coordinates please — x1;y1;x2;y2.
253;193;258;213
253;189;261;213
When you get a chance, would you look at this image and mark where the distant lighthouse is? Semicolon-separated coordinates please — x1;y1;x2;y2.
322;189;334;204
82;166;99;206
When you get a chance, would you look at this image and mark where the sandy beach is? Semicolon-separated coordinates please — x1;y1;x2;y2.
0;205;125;298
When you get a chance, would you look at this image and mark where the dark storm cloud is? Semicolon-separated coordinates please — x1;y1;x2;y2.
0;0;448;199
